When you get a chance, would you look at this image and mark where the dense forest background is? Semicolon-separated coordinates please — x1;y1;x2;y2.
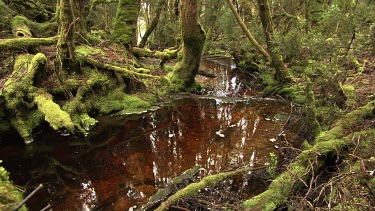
0;0;374;210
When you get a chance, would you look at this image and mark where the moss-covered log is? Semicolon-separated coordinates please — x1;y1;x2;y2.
0;37;57;51
243;100;375;210
11;16;32;38
156;166;263;211
77;54;165;81
142;165;200;210
132;47;179;65
35;91;75;133
3;53;47;141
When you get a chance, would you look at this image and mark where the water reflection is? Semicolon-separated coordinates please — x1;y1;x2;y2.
0;58;299;210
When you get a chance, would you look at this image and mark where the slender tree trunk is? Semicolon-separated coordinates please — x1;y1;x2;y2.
72;0;88;42
257;0;289;82
57;0;76;68
168;0;206;92
110;0;141;49
226;0;272;63
138;0;166;48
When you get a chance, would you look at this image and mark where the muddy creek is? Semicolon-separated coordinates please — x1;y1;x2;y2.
0;57;301;210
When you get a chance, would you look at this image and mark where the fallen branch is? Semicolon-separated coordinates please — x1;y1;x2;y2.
242;100;375;210
155;165;266;211
0;37;58;50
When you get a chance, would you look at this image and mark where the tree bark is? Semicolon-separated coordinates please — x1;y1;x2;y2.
168;0;206;92
257;0;289;82
226;0;272;63
57;0;76;67
110;0;141;49
138;0;166;48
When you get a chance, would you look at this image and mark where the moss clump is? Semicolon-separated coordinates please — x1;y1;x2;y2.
89;87;151;115
34;92;74;133
0;161;26;211
10;110;44;142
76;44;103;56
343;84;357;108
71;113;96;135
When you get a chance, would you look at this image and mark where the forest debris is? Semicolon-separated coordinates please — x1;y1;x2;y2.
141;165;200;210
243;100;375;210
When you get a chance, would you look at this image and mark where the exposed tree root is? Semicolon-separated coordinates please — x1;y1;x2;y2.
77;54;166;81
0;37;57;50
242;100;375;210
155;166;265;211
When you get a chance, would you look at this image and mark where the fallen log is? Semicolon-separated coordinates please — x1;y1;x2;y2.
141;165;200;210
11;16;32;38
77;54;166;81
242;100;375;210
0;37;57;51
155;165;266;211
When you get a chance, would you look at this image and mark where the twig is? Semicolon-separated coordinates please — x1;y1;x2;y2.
13;184;44;211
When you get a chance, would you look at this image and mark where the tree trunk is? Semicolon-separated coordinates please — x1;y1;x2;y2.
226;0;272;63
110;0;141;49
168;0;206;92
57;0;76;67
257;0;289;82
72;0;88;42
138;0;166;48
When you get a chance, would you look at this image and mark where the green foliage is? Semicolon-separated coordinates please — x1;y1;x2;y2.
0;161;26;211
266;152;278;178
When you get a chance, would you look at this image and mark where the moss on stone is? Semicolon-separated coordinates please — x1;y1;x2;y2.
0;161;27;211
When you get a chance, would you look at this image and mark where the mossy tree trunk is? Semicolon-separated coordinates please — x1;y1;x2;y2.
168;0;206;92
110;0;141;49
257;0;290;82
72;0;88;42
57;0;76;68
226;0;272;63
138;0;166;48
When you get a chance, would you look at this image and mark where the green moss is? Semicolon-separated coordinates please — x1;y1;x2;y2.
110;0;140;46
35;92;74;133
76;45;103;56
10;110;44;142
278;84;305;104
343;84;356;107
90;87;151;115
0;161;26;211
71;113;96;135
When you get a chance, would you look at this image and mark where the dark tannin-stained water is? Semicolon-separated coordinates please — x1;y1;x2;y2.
0;57;301;210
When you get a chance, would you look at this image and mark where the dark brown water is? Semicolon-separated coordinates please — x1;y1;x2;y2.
0;58;301;210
